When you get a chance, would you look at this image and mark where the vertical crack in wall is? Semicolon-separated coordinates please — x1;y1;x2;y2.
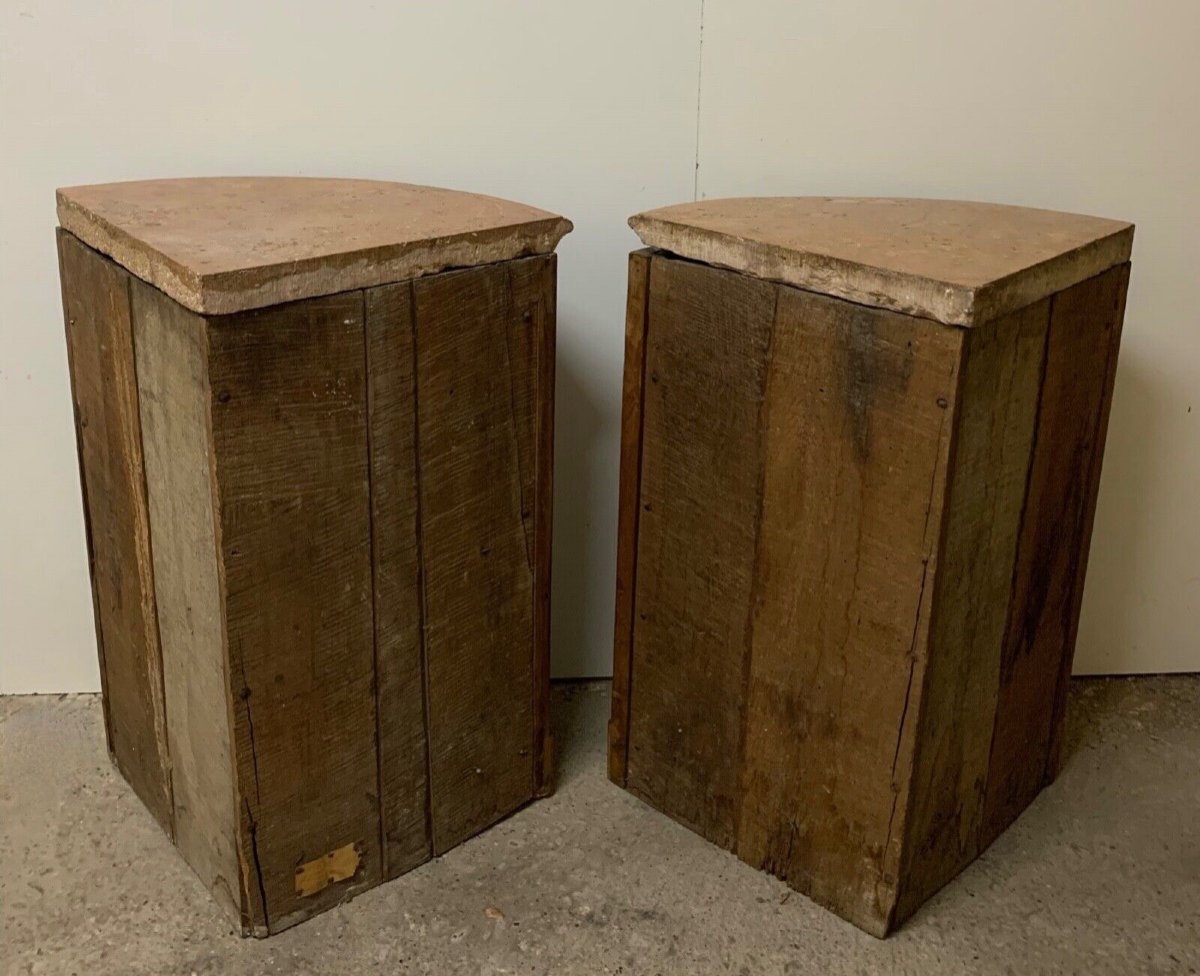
693;0;706;201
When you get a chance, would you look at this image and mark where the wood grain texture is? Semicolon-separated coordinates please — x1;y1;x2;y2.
1043;267;1129;779
207;292;381;934
625;256;777;850
630;197;1132;326
413;257;546;854
57;231;174;834
131;278;242;924
607;249;653;786
735;284;962;936
58;177;571;315
981;265;1130;846
528;256;557;799
894;299;1050;924
58;233;561;936
364;282;432;880
611;248;1130;938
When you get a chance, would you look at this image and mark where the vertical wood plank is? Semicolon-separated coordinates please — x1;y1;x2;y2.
1043;267;1129;779
895;299;1049;923
527;256;557;798
625;256;776;850
414;257;544;854
57;231;173;834
207;292;380;934
364;281;432;879
982;265;1130;845
735;285;962;936
607;249;653;786
131;278;242;924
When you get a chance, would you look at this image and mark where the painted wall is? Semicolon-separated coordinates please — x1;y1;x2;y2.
1;0;1194;691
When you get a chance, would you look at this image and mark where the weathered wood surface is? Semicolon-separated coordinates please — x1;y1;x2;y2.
630;197;1133;326
611;250;1130;937
365;281;432;880
207;293;381;934
736;285;961;936
625;257;776;849
58;231;174;834
896;299;1049;923
413;257;548;854
1043;267;1129;779
59;230;558;936
529;257;557;799
982;265;1130;846
132;278;241;921
58;177;572;315
607;249;653;786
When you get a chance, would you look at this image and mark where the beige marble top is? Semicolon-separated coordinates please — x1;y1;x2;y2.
630;197;1133;326
57;177;573;314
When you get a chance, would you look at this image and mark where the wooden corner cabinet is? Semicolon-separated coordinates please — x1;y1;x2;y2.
608;197;1132;936
56;177;571;935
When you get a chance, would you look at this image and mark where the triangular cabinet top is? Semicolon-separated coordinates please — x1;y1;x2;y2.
630;197;1132;326
57;177;572;315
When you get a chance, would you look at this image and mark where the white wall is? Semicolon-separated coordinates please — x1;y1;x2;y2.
1;0;1195;691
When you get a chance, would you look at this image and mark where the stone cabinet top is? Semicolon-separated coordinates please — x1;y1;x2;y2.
57;177;573;315
629;197;1133;326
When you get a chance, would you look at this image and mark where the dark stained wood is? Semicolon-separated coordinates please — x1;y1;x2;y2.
57;231;174;834
607;249;653;786
895;299;1049;924
625;255;777;850
413;257;546;853
207;292;381;934
981;265;1131;846
527;256;557;798
364;282;433;880
131;278;242;923
1043;267;1129;780
735;283;962;936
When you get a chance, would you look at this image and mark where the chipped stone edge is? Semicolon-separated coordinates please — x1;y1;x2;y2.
628;214;1133;327
57;191;573;316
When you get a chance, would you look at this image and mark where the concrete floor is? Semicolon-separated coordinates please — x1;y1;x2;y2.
2;678;1198;976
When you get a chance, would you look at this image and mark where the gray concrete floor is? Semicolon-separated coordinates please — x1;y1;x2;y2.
2;677;1198;976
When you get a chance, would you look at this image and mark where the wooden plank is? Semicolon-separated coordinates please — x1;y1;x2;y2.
526;256;557;798
57;231;173;834
981;265;1130;846
894;299;1049;924
130;278;242;925
607;248;653;786
1043;266;1129;778
413;257;545;853
734;285;962;936
207;292;380;934
625;255;776;851
364;282;432;879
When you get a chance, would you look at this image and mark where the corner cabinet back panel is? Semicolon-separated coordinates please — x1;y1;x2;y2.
59;231;556;936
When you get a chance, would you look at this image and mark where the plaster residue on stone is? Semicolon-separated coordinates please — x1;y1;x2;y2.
630;197;1134;326
57;177;573;315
